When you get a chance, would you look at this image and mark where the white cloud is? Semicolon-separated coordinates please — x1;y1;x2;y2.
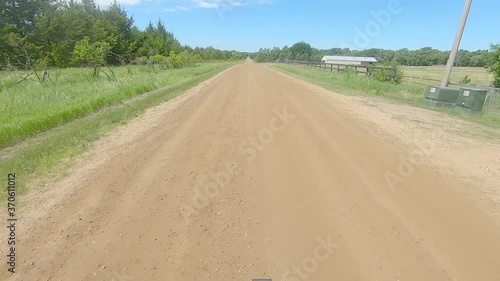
94;0;143;6
163;5;190;12
92;0;275;11
194;0;219;8
190;0;273;9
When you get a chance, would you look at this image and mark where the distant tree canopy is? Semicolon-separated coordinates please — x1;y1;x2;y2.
253;43;494;69
0;0;249;68
2;0;498;80
290;41;313;60
253;41;500;86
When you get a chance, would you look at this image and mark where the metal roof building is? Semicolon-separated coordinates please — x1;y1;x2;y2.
321;56;378;66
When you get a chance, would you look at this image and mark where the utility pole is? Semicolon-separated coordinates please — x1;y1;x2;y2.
441;0;473;87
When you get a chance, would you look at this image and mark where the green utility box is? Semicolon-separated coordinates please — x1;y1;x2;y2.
455;88;488;114
423;86;461;108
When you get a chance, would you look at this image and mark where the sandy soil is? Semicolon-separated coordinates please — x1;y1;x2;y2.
1;60;500;281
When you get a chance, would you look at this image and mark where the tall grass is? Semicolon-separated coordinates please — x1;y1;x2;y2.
0;63;234;200
0;63;230;148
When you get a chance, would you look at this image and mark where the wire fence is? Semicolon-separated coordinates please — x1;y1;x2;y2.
484;89;500;116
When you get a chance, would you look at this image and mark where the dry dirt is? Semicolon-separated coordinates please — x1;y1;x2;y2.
1;60;500;281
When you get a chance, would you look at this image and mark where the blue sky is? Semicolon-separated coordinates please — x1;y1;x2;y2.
99;0;500;52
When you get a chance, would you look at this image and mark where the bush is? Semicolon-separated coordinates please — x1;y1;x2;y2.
150;55;168;65
493;77;500;88
169;51;183;68
132;51;200;70
371;62;404;84
460;75;472;84
254;53;266;63
178;51;199;67
489;44;500;87
133;56;148;65
72;37;110;77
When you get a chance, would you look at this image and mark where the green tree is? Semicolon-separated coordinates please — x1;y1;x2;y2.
489;44;500;87
0;0;46;64
290;41;313;59
72;37;110;76
137;20;181;58
230;51;243;61
91;1;134;63
254;52;267;63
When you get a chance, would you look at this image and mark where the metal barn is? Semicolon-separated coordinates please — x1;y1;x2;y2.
321;56;378;66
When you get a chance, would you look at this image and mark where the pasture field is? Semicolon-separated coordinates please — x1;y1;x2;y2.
0;63;233;148
402;65;494;86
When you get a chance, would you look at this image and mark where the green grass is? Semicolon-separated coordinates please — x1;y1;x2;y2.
0;63;231;148
0;62;235;201
270;63;425;103
269;63;500;128
402;65;494;86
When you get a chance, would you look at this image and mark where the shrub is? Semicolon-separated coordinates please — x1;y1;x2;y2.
460;75;472;84
150;55;168;65
371;62;404;84
133;56;148;65
489;44;500;88
72;37;110;77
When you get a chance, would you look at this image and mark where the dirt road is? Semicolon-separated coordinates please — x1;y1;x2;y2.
2;61;500;281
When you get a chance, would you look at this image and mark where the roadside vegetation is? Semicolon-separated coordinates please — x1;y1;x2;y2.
0;0;248;199
269;64;500;128
0;0;249;69
0;0;248;150
0;63;232;148
0;62;234;201
270;63;423;102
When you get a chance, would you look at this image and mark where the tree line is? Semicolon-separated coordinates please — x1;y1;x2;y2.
253;42;500;86
1;1;498;86
253;42;493;67
0;0;250;71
